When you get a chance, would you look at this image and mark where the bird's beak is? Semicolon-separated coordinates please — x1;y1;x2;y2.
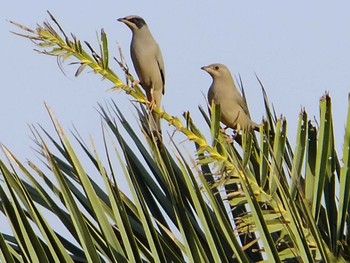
117;17;125;23
201;66;209;72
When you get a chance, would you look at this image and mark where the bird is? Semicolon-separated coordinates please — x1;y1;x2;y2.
118;15;165;140
201;63;259;133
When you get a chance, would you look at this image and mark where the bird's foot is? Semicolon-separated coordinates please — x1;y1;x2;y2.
220;127;228;133
224;133;234;144
223;130;240;144
149;99;156;111
219;127;234;144
131;79;140;87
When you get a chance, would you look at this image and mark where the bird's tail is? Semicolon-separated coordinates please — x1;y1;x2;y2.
150;111;162;146
136;105;162;147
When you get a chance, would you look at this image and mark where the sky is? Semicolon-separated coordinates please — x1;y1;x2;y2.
1;0;350;248
2;1;350;161
0;2;349;173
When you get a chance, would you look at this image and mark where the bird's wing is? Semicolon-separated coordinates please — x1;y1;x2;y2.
156;45;165;94
232;88;250;115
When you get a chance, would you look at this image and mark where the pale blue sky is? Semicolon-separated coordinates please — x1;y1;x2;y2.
2;1;350;161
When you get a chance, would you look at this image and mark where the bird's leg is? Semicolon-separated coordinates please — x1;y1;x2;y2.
220;126;229;133
223;129;239;144
219;126;235;144
221;125;241;144
148;88;156;111
131;79;140;87
224;134;234;144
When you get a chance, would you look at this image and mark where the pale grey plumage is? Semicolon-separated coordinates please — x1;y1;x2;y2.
118;15;165;135
201;63;259;132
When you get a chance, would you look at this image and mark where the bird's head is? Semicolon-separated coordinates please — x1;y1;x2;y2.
201;63;231;80
117;15;147;32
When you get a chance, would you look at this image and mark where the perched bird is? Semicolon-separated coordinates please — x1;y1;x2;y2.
118;15;165;138
201;63;259;132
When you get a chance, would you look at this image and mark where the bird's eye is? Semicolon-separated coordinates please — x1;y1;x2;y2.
215;65;220;70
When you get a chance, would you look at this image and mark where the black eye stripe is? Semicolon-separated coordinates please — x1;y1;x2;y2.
129;17;146;29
